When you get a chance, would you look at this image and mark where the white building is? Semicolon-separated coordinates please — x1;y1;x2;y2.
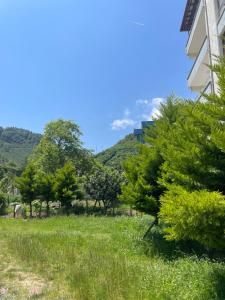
181;0;225;95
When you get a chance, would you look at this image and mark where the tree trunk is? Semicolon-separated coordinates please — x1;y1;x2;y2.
13;204;16;218
129;206;133;217
38;202;42;218
85;199;89;215
102;201;108;215
66;205;70;216
46;201;50;217
29;202;32;218
143;216;158;239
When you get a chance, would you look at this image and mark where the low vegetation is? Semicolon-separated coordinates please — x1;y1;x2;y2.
0;216;225;300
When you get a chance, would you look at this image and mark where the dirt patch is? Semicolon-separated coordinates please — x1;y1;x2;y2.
0;245;49;299
8;268;47;298
0;287;8;297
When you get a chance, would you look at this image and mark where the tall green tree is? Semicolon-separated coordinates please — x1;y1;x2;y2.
16;163;37;218
36;171;55;217
119;96;183;231
161;57;225;193
159;58;225;250
53;161;83;214
31;119;95;175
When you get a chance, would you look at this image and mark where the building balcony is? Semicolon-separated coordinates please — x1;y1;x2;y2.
188;38;211;92
218;1;225;35
186;0;206;58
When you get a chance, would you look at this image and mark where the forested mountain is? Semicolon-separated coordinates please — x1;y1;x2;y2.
95;134;139;170
0;127;41;168
0;126;139;171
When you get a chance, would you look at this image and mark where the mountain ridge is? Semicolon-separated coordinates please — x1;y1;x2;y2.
0;126;139;170
0;127;42;168
95;134;139;170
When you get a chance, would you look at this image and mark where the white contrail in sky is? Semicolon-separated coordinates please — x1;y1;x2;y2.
129;20;145;26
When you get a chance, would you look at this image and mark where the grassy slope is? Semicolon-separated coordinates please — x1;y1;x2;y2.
95;134;139;170
0;216;225;300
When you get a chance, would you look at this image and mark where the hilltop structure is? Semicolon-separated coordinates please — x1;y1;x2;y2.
181;0;225;97
133;121;154;143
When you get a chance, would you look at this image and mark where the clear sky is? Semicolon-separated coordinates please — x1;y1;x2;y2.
0;0;194;152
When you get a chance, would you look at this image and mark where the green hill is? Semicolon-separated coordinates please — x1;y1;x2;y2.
0;127;138;170
0;127;41;168
95;134;139;170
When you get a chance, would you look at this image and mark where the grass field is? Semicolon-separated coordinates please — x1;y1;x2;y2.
0;216;225;299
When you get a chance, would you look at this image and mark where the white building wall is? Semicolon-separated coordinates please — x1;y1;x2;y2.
183;0;225;95
205;0;221;93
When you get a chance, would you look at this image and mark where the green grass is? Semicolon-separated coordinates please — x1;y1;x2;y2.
0;216;225;299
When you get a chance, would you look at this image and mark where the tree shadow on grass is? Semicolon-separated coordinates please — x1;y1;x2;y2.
141;226;211;261
137;221;225;299
213;269;225;299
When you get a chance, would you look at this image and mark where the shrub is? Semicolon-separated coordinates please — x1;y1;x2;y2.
84;166;124;213
159;186;225;250
0;193;7;215
7;194;21;205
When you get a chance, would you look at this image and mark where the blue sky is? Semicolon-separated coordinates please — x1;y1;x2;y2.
0;0;193;152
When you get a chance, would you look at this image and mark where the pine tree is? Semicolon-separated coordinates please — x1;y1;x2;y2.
161;57;225;194
53;161;82;214
16;163;37;218
119;96;183;232
159;58;225;250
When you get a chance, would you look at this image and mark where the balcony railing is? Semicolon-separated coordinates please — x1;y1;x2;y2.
197;81;212;102
188;37;208;80
186;0;202;46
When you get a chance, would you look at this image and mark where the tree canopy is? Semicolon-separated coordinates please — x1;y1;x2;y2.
31;119;95;175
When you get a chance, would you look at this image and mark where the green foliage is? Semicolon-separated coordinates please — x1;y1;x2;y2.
14;119;98;217
0;193;7;215
0;164;19;194
35;172;55;216
160;186;225;250
161;58;225;193
16;163;37;217
95;134;139;171
119;96;182;216
32;199;42;217
84;165;124;211
0;127;41;145
156;59;225;249
31;119;94;175
119;146;164;215
53;161;83;213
